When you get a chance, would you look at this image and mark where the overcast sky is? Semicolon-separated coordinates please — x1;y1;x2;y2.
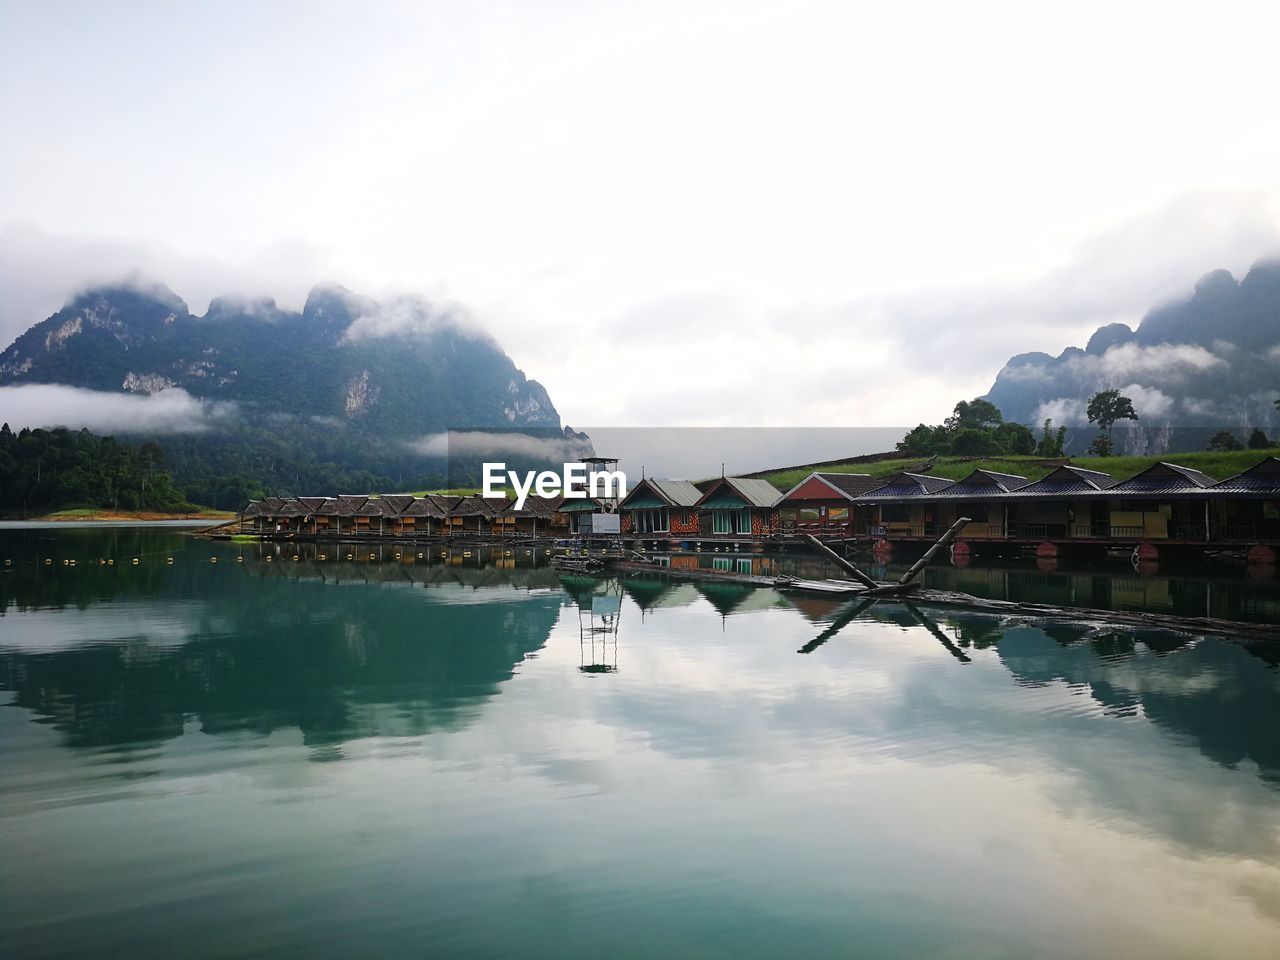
2;0;1279;430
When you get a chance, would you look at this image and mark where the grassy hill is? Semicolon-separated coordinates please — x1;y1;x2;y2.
753;448;1280;492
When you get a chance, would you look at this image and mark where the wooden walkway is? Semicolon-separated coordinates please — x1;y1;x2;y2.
610;561;1280;643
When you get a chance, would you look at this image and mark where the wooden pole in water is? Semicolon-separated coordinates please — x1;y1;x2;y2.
803;534;879;590
896;517;971;587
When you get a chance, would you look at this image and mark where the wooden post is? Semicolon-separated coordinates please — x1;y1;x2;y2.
803;534;879;590
897;517;971;587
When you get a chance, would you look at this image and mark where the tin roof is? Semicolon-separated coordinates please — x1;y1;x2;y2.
782;471;881;501
1109;462;1216;496
858;472;956;499
1212;457;1280;495
813;472;883;497
622;478;703;510
695;476;783;509
1008;465;1116;497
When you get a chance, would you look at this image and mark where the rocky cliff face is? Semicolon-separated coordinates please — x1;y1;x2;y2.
0;279;568;501
983;261;1280;438
0;281;561;434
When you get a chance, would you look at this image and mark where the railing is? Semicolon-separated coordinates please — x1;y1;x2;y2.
965;524;1005;539
1212;524;1257;542
1108;525;1145;539
1070;524;1112;539
1169;525;1207;541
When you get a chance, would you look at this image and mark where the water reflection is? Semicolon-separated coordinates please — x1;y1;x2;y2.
3;529;1280;959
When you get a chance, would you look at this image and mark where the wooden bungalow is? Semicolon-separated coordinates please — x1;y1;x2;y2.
693;477;783;537
447;495;509;535
1207;456;1280;543
857;472;956;538
354;497;396;536
619;479;703;535
502;495;567;536
1102;462;1215;541
395;495;454;537
1002;466;1115;540
557;496;608;534
926;470;1031;539
776;471;881;537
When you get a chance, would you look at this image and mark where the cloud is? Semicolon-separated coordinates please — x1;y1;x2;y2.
0;384;234;434
343;295;485;343
405;430;593;462
0;224;345;349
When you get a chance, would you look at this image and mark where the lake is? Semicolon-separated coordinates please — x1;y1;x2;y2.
2;526;1280;959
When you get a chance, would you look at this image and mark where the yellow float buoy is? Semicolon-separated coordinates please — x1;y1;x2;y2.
318;554;327;560
44;558;52;565
368;553;375;560
166;557;174;565
108;559;114;566
346;554;353;560
210;557;217;564
132;558;140;565
236;557;244;563
69;559;76;567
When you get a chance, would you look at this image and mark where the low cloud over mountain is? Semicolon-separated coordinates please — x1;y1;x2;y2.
984;261;1280;434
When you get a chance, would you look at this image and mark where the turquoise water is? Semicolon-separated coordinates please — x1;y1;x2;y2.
2;527;1280;959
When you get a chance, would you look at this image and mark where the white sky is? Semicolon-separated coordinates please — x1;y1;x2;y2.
2;0;1279;428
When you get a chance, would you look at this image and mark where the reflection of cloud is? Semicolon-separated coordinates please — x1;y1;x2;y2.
0;384;235;434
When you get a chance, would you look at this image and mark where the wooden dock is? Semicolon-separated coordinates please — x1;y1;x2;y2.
609;561;1280;643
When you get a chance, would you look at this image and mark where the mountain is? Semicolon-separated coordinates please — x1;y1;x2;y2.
0;280;575;504
983;260;1280;449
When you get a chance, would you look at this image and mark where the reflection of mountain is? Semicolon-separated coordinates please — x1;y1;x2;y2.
0;538;563;752
993;626;1280;784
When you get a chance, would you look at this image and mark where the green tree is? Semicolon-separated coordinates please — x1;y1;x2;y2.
993;421;1035;455
1086;390;1138;457
1207;430;1243;451
896;423;950;456
1247;428;1272;449
1035;419;1067;457
949;428;1002;456
944;398;1003;433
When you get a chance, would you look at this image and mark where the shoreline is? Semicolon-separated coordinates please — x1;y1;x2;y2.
4;510;235;524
